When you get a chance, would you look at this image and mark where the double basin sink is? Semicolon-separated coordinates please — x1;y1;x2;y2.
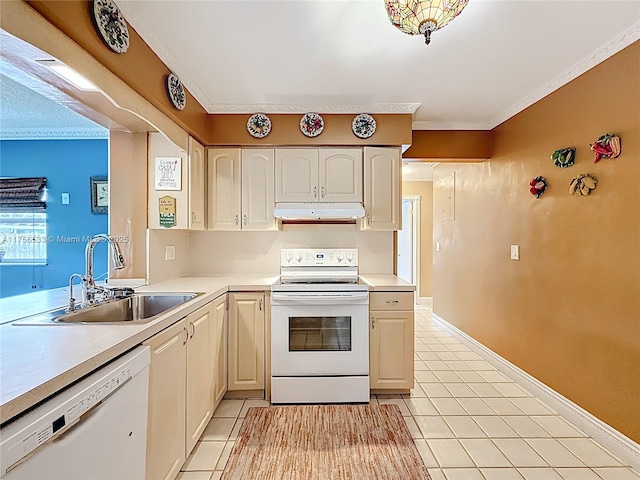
13;293;200;326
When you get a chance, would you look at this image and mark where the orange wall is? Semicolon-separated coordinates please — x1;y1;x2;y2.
433;41;640;442
402;181;434;297
404;130;491;160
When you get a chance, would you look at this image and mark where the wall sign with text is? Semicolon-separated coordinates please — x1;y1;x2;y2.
155;157;182;191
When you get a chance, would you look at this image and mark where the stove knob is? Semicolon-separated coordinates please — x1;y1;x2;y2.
285;252;293;263
346;253;354;262
337;254;344;262
295;253;303;262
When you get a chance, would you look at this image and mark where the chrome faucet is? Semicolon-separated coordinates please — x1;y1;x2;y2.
82;234;126;307
68;273;84;312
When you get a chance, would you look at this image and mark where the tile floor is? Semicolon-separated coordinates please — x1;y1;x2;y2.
178;304;639;480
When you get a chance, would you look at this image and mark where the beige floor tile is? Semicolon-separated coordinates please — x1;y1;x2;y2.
525;439;584;467
405;397;440;415
444;383;478;398
418;351;441;360
503;416;551;437
558;438;623;467
215;441;234;471
454;351;482;361
239;399;270;417
468;382;504;397
210;473;222;480
183;441;226;471
426;360;452;370
176;472;213;480
493;439;548;467
228;419;243;440
414;415;456;439
415;343;433;352
481;467;525;479
508;397;556;415
405;383;429;398
442;468;485;479
484;398;525;415
434;371;463;382
493;383;532;398
444;416;488;439
478;371;511;383
427;468;447;480
517;467;563;480
415;360;431;370
447;344;471;352
403;416;423;439
461;439;512;467
458;397;496;415
529;416;586;438
415;370;440;382
429;344;452;352
427;439;476;468
431;397;468;415
455;371;486;383
201;417;236;441
212;399;244;418
378;397;411;416
463;360;496;371
413;439;440;468
444;360;473;371
473;416;520;438
436;351;460;361
592;467;640;479
423;383;454;397
554;467;602;479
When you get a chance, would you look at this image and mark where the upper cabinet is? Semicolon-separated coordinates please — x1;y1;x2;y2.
207;148;276;231
187;137;206;230
363;147;401;231
276;148;362;203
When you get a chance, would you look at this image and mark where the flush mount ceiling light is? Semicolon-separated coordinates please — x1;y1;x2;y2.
35;60;99;91
384;0;470;45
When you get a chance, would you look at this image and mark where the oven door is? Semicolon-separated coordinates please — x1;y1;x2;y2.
271;291;369;376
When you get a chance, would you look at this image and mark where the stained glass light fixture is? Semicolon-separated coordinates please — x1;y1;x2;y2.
385;0;470;45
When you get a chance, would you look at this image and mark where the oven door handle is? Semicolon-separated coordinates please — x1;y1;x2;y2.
271;292;369;303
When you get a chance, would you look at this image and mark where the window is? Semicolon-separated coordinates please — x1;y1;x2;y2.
0;177;47;265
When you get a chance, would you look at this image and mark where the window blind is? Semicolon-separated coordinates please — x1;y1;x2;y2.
0;177;47;211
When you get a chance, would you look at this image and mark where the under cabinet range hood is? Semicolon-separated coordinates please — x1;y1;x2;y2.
274;202;365;221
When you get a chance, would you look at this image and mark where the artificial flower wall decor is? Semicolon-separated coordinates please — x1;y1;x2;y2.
569;174;598;196
529;176;548;198
590;133;621;163
551;147;576;168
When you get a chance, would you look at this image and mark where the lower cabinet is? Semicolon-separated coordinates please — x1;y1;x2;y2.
144;299;218;480
369;291;415;390
228;292;265;391
212;294;228;407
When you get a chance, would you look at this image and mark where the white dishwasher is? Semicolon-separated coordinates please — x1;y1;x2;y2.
0;345;150;480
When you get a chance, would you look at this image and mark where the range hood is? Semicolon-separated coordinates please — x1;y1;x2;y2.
274;202;365;221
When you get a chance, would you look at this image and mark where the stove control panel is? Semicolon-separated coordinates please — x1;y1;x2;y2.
281;249;358;267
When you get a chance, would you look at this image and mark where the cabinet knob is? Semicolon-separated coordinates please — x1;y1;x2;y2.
314;186;317;198
234;214;239;225
367;215;371;225
243;214;247;226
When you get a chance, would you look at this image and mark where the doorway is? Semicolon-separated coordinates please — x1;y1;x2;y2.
396;195;420;298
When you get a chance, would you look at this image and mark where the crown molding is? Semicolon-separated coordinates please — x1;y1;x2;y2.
206;103;421;115
489;21;640;129
0;128;109;140
412;120;493;130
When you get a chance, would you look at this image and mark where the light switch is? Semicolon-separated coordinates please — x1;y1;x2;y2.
165;245;176;261
61;193;70;204
510;245;519;260
436;242;441;252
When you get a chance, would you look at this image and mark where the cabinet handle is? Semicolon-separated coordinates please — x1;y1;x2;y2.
182;326;189;345
314;186;317;198
386;300;399;304
321;186;325;198
189;321;195;339
234;215;239;225
259;298;263;311
371;318;375;330
367;215;371;225
192;211;196;222
243;214;247;226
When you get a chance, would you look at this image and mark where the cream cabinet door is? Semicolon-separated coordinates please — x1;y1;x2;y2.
185;305;214;454
241;149;276;230
144;319;187;480
188;136;206;230
212;294;228;409
275;149;319;202
319;148;363;203
369;310;414;390
363;147;401;230
228;292;265;391
208;148;241;230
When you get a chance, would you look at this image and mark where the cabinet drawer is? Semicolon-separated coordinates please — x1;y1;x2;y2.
369;292;414;311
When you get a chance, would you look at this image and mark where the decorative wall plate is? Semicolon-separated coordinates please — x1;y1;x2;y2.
551;147;575;168
300;113;324;137
590;133;621;163
166;73;186;111
247;113;272;138
92;0;130;54
569;174;598;196
352;114;377;139
529;176;548;198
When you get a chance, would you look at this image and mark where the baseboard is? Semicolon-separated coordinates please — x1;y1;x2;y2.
431;312;640;472
417;296;433;306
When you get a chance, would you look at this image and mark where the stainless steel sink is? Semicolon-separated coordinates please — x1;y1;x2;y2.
12;293;200;326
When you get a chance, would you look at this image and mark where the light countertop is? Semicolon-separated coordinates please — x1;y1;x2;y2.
0;274;413;425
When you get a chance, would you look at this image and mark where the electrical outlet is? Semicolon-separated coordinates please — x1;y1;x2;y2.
436;242;441;252
510;245;519;260
61;193;70;205
165;245;176;261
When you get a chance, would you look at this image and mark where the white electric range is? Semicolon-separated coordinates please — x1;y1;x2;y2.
270;248;370;404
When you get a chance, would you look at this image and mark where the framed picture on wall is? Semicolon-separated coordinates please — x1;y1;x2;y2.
90;176;108;214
